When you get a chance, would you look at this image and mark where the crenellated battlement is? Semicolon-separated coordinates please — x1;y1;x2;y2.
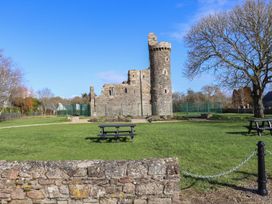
149;47;171;51
149;42;171;51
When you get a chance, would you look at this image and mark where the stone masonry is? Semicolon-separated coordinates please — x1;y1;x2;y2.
89;33;173;117
0;158;180;204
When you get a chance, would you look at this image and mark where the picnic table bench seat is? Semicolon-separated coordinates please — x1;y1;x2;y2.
98;123;136;142
247;118;272;136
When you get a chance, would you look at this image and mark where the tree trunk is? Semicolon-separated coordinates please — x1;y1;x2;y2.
252;85;264;118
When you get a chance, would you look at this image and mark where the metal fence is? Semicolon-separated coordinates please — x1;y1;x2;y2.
56;104;90;116
0;112;21;121
174;102;222;113
181;141;270;196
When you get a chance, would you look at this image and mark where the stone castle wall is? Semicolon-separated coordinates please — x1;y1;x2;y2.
148;33;173;116
92;69;152;117
0;158;180;204
90;33;173;117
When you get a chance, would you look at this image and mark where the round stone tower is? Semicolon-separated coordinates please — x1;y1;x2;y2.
148;33;173;116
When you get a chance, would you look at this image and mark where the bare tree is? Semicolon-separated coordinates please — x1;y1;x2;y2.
185;0;272;118
201;85;226;103
37;88;54;114
0;52;22;113
172;92;186;112
232;87;253;108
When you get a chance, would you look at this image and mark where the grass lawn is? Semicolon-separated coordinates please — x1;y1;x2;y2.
174;112;272;121
0;116;68;127
0;116;272;190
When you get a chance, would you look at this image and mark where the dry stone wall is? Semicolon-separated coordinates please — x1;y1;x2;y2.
0;158;180;204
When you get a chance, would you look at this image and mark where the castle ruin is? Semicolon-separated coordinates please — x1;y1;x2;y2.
89;33;172;117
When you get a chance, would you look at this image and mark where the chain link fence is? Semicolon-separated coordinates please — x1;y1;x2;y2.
267;150;272;156
174;102;222;113
56;104;90;116
181;150;257;179
0;112;22;121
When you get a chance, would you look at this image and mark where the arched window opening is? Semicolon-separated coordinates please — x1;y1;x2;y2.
125;88;128;93
109;87;114;96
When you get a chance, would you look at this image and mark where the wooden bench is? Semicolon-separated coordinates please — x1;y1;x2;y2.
247;118;272;136
98;124;136;142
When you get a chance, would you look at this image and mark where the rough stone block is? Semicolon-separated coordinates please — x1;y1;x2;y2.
82;198;99;204
2;169;19;180
69;185;89;199
105;185;122;195
38;179;55;185
89;178;108;186
148;198;172;204
166;162;179;176
9;200;32;204
148;160;166;175
73;168;87;177
87;165;105;178
118;177;132;184
29;180;42;190
19;172;32;178
123;183;135;194
11;188;25;200
89;186;106;198
99;198;118;204
172;193;181;204
117;199;133;204
127;162;147;178
133;199;147;204
59;185;69;195
32;168;47;179
105;162;127;178
57;201;68;204
46;169;68;179
48;186;61;198
136;183;163;195
0;192;10;199
164;181;180;195
26;190;45;199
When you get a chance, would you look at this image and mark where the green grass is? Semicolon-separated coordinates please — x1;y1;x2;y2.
175;112;272;121
0;116;68;127
0;116;272;191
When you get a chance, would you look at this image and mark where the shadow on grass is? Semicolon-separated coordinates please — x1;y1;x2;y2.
182;175;257;194
208;180;257;194
85;136;130;143
180;180;197;190
226;131;272;137
182;170;272;195
225;131;250;136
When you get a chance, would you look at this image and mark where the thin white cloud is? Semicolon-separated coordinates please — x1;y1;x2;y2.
168;23;191;41
97;71;126;84
176;3;184;8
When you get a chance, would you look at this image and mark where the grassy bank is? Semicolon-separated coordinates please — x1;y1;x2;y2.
0;116;271;190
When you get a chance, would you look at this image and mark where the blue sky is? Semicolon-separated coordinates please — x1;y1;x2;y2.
0;0;241;98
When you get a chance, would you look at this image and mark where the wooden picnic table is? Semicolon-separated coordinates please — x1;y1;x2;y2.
98;123;136;142
248;118;272;136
